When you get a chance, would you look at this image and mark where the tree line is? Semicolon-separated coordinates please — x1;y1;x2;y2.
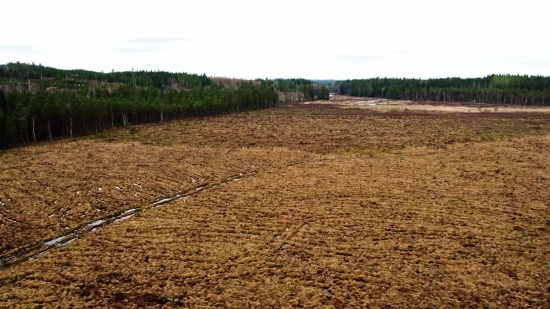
0;62;210;91
0;63;327;150
335;75;550;105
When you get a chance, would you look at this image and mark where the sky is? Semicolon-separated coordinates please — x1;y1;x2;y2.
2;0;549;80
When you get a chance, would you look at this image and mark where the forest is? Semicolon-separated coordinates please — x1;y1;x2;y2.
5;61;549;151
335;75;550;105
0;63;329;149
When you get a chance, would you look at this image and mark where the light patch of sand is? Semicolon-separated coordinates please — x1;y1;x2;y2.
306;96;550;113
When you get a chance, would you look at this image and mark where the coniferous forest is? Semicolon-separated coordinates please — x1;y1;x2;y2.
334;75;550;105
0;63;329;149
2;62;550;150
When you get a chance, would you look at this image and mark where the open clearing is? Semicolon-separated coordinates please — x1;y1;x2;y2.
1;104;550;308
310;95;550;114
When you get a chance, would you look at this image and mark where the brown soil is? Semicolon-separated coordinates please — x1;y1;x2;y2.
1;106;550;308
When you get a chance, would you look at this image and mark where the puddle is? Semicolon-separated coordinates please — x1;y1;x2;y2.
124;208;137;214
87;219;106;228
114;214;134;223
153;197;173;205
29;251;48;260
45;236;67;246
323;288;332;297
274;235;281;241
60;238;77;246
281;243;289;249
115;186;123;191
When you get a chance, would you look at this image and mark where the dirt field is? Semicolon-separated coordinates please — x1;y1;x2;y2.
1;105;550;308
313;95;550;113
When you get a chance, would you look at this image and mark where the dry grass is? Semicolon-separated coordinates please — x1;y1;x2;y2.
92;107;550;155
0;141;314;258
1;106;550;308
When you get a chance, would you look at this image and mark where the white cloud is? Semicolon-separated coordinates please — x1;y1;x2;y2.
1;0;549;79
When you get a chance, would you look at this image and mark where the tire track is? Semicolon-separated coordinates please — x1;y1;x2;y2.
0;169;257;270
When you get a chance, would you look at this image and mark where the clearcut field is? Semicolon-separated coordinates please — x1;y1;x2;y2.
1;103;550;308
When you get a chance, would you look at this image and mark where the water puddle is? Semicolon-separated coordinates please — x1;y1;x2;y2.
274;235;281;241
45;236;67;246
61;238;77;246
114;214;134;223
29;251;48;260
87;219;106;228
153;197;173;206
281;243;289;249
323;288;332;297
115;186;123;191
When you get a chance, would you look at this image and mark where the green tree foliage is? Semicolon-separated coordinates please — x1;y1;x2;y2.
336;75;550;105
1;63;328;149
129;126;138;139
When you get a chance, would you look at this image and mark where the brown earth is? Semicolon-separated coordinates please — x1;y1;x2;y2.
1;106;550;308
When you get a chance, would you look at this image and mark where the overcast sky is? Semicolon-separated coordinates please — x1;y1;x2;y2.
2;0;549;80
